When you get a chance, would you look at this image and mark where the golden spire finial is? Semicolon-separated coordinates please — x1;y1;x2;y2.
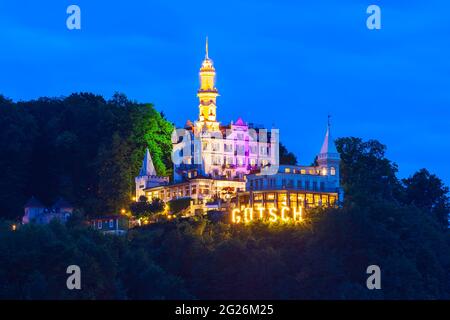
205;36;209;59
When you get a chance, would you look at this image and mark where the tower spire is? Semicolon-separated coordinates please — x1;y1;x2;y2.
139;148;156;176
319;117;339;157
196;37;219;132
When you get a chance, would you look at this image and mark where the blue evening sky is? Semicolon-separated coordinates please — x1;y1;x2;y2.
0;1;449;185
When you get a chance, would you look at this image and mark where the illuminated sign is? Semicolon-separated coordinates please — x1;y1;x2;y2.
231;206;303;224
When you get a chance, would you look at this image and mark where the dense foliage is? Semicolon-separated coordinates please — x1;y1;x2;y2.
335;137;450;230
0;95;449;299
279;142;298;165
0;93;173;218
129;198;165;219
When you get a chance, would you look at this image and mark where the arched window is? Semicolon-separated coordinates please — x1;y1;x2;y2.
330;167;336;175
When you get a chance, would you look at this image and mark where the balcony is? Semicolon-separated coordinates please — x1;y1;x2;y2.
247;184;340;193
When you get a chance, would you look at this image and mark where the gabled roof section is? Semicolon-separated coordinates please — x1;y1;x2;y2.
139;148;157;176
24;196;45;208
52;197;73;209
320;125;338;155
234;117;246;126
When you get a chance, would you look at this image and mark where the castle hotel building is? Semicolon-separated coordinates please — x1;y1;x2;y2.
135;40;343;216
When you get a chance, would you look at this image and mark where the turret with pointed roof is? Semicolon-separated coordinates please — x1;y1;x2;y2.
316;116;343;202
138;148;157;177
318;117;340;163
135;148;169;201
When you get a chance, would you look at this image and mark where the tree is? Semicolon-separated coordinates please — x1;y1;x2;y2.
0;96;38;219
335;137;402;203
0;93;173;218
279;143;297;165
402;169;450;228
130;198;165;219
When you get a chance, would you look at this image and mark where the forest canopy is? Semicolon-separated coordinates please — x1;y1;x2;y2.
0;93;173;218
0;93;449;299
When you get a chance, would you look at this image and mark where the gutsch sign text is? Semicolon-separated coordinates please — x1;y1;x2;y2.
231;206;303;224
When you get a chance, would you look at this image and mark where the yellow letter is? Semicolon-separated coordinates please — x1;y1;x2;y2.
244;207;254;222
232;209;241;223
257;207;265;219
281;206;290;222
293;207;303;222
269;208;278;222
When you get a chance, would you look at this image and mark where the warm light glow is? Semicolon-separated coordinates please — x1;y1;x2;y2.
293;207;303;221
232;209;241;223
281;206;290;222
269;208;278;222
231;206;304;224
244;208;253;222
257;207;264;219
121;209;126;214
11;224;17;231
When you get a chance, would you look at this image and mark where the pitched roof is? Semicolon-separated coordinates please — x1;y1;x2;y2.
139;148;157;176
52;197;73;209
24;196;45;208
320;125;338;155
234;117;246;126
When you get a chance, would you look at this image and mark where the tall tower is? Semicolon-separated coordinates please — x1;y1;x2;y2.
317;116;343;201
195;37;220;132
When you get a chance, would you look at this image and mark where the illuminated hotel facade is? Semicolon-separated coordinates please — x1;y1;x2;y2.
135;40;343;217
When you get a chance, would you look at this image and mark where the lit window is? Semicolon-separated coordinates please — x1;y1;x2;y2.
314;194;321;206
109;219;114;228
266;193;275;200
330;196;336;205
300;169;306;174
322;168;328;176
278;193;287;203
285;168;291;173
321;195;328;206
330;167;336;175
